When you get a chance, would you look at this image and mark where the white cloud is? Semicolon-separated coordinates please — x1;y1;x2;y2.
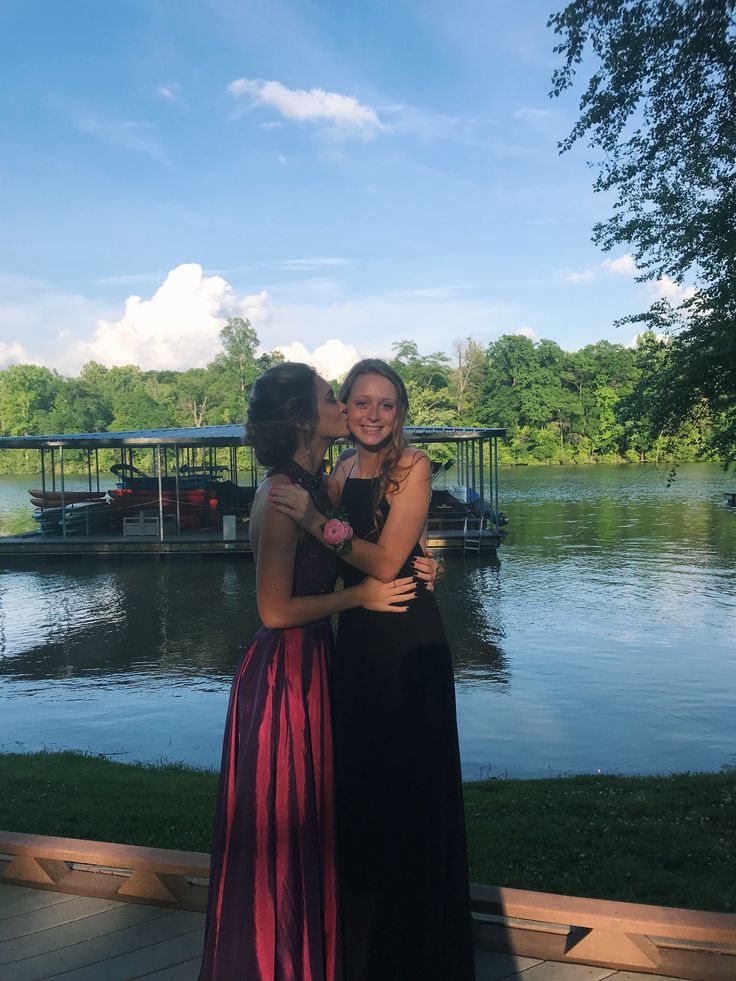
276;339;371;381
0;283;100;369
71;264;270;371
651;275;697;307
566;253;637;283
626;332;669;349
280;257;351;271
227;78;383;139
0;267;522;379
260;292;518;364
0;340;32;368
95;272;166;286
602;254;637;276
515;326;539;341
566;268;597;283
157;83;181;102
513;107;555;122
381;104;477;144
77;118;164;159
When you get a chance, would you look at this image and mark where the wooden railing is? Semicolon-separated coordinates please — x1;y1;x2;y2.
0;831;210;912
2;831;735;979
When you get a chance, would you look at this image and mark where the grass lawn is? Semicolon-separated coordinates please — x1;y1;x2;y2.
1;751;733;913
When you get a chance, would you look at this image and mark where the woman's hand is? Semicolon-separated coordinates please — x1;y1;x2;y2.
412;549;443;592
268;483;319;533
358;575;417;613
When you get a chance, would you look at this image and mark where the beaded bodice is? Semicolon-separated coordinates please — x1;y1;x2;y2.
271;460;340;597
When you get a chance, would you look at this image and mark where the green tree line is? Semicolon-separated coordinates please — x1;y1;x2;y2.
0;317;715;473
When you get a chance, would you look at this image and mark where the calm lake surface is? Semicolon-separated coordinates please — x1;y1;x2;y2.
1;464;734;779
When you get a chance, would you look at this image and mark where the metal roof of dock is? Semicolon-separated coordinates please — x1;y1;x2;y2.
0;423;505;451
0;424;246;450
404;426;505;442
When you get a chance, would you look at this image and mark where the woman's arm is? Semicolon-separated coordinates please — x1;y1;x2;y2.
254;480;416;628
268;451;432;582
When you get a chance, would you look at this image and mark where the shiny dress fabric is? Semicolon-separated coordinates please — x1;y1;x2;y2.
199;464;342;981
334;477;476;981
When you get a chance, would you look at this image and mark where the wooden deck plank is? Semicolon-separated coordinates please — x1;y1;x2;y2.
0;884;62;901
0;902;167;966
132;958;202;980
0;886;713;981
41;927;205;981
502;964;616;980
0;895;122;943
610;974;689;981
5;912;204;981
474;950;544;980
0;888;78;920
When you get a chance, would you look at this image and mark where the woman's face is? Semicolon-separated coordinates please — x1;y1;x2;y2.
345;372;398;449
314;376;349;440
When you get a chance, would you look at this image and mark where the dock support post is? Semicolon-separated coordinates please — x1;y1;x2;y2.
60;447;66;539
174;445;181;536
479;439;485;527
494;436;500;531
157;445;165;543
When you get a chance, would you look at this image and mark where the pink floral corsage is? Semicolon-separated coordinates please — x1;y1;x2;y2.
321;510;354;554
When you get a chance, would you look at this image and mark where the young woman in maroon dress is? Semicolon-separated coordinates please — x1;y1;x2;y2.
198;362;418;981
269;360;476;981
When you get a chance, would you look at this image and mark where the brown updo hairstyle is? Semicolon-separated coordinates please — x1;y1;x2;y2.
246;362;317;468
339;358;411;537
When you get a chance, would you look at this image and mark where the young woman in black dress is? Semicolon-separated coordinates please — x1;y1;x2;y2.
269;359;476;981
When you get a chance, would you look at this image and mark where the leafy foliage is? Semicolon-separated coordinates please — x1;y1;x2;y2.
549;0;736;463
0;330;715;472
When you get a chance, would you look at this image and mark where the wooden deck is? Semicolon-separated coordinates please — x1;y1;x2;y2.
2;832;734;980
0;882;692;981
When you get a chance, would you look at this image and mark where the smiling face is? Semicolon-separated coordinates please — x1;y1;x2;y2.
314;376;349;441
345;372;399;450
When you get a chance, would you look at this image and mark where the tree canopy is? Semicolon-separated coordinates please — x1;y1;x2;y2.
549;0;736;464
0;330;713;473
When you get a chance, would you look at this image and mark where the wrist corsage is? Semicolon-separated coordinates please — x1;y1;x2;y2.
321;509;354;554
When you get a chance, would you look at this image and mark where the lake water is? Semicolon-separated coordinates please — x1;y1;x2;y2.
1;464;734;779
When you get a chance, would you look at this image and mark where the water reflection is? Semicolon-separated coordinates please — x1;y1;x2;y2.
439;554;510;687
0;559;261;680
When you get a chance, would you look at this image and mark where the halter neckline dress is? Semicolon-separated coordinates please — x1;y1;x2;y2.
199;461;343;981
333;474;475;981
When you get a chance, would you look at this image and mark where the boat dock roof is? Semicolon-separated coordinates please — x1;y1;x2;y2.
0;424;506;451
0;424;246;450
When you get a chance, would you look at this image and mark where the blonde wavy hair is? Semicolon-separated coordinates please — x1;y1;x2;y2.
339;359;413;537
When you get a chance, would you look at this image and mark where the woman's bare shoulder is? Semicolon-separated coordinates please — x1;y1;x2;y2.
259;471;291;489
332;448;356;479
400;447;430;471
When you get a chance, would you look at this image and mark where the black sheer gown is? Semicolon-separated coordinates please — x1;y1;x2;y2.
199;462;343;981
333;476;475;981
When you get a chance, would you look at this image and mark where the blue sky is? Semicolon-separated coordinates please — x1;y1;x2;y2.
0;0;688;378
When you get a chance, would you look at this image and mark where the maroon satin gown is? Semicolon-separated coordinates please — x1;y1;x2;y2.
199;462;342;981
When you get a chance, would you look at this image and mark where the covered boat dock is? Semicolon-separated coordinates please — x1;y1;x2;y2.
0;423;506;558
